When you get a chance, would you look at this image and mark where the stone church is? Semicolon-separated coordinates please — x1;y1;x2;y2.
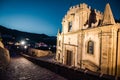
56;3;120;76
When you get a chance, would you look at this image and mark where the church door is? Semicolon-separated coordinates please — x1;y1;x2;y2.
66;50;73;66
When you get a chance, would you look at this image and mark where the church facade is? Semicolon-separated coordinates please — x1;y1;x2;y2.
56;3;120;76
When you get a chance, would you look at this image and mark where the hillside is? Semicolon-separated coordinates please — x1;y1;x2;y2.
0;25;56;45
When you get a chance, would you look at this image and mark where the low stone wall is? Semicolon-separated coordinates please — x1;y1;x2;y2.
28;48;51;57
0;41;4;48
0;41;10;69
22;54;120;80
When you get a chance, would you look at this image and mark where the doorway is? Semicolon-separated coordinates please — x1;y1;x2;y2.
66;50;73;66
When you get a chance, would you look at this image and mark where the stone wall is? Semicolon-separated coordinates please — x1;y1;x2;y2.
81;29;101;71
117;30;120;76
0;41;4;48
23;53;119;80
0;41;10;69
28;48;51;57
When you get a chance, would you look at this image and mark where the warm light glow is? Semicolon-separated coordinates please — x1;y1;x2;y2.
24;45;27;49
20;40;26;45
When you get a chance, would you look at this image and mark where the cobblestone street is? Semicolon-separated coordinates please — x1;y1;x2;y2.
0;54;67;80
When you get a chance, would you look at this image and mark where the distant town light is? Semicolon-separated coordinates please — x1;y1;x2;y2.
8;42;14;45
15;42;20;46
20;40;26;45
24;45;27;49
25;38;29;40
17;46;19;49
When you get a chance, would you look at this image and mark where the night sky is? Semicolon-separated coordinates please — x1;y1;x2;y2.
0;0;120;36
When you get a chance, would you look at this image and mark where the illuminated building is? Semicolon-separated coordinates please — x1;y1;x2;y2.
56;3;120;76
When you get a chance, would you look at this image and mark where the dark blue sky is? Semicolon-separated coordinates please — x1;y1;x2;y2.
0;0;120;36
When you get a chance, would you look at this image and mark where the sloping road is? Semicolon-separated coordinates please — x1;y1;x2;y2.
0;54;67;80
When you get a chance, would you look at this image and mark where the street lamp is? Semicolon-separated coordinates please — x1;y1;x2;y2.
24;45;28;49
20;40;26;45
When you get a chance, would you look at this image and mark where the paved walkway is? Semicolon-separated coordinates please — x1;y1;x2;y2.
0;54;67;80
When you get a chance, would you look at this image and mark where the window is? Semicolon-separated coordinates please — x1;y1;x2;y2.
68;21;72;32
58;53;60;60
87;41;94;54
66;50;73;66
58;41;61;46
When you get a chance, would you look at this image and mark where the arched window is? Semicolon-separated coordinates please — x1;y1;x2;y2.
68;21;72;32
87;40;94;54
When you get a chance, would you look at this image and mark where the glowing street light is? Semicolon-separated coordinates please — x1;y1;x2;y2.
24;45;28;49
20;40;26;45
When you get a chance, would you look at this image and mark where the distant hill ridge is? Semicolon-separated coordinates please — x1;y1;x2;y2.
0;25;56;45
